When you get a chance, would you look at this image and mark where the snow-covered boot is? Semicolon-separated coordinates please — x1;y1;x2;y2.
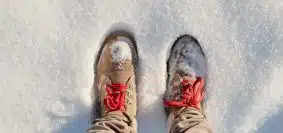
164;35;207;114
95;33;138;121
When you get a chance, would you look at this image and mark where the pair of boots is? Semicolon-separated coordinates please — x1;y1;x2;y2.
87;33;212;133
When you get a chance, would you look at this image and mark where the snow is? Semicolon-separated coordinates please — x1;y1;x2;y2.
110;40;132;63
0;0;283;133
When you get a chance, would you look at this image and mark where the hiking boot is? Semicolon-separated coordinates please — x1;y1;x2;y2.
164;35;207;114
95;33;138;119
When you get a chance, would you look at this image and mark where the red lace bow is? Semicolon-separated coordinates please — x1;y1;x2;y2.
104;83;128;112
164;77;205;109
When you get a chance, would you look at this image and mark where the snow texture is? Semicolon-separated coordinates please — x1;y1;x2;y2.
110;40;132;63
0;0;283;133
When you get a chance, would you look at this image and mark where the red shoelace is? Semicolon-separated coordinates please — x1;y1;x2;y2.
164;77;205;110
104;83;128;112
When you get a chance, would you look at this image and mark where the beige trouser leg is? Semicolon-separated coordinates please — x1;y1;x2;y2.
87;111;136;133
168;107;212;133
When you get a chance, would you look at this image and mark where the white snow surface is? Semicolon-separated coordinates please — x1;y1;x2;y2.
1;0;283;133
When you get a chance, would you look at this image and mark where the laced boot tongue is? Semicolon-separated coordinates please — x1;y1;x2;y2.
182;76;196;85
164;76;205;110
104;83;128;112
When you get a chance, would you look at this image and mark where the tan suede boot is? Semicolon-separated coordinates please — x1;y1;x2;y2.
95;33;138;120
164;35;207;114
